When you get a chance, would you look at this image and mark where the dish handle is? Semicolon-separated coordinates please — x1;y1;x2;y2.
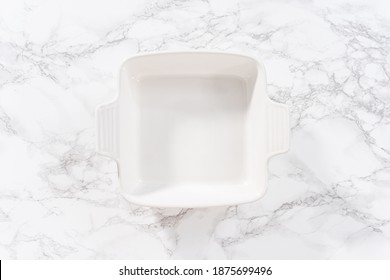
96;101;118;160
267;101;290;157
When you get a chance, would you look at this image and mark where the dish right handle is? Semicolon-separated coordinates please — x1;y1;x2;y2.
267;101;290;157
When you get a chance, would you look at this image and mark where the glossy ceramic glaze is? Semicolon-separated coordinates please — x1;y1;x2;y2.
96;52;289;207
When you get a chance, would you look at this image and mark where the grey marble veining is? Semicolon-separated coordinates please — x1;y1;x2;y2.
0;0;390;259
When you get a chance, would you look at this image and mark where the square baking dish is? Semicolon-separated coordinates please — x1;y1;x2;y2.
96;52;289;207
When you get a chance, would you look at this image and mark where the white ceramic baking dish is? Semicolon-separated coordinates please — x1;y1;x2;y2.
96;52;289;208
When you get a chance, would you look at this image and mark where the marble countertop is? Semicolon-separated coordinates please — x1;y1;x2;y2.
1;0;390;259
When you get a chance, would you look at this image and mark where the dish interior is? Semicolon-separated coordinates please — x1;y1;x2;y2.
136;75;247;189
119;53;266;206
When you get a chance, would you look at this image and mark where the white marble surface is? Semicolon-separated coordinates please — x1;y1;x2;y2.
0;0;390;259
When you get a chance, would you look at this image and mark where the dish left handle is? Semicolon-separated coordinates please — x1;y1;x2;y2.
96;101;119;160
